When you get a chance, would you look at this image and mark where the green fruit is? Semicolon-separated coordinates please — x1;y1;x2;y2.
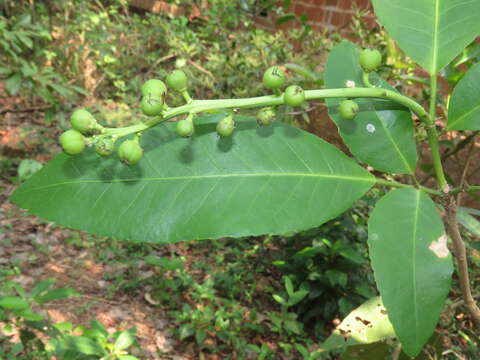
263;66;286;90
118;138;143;165
176;119;194;137
216;116;235;137
140;96;164;117
59;129;85;155
95;137;116;156
70;109;97;134
256;107;276;126
359;49;382;72
141;79;167;98
284;85;305;107
338;100;359;120
166;70;188;91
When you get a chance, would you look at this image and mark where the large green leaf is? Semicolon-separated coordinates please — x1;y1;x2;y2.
368;188;453;356
325;41;417;174
372;0;480;75
11;115;375;244
318;297;395;354
447;62;480;130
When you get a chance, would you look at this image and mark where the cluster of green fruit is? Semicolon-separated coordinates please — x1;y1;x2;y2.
58;49;381;166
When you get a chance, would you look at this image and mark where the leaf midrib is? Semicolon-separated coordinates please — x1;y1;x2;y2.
411;190;421;347
431;0;441;74
16;172;375;194
448;103;480;129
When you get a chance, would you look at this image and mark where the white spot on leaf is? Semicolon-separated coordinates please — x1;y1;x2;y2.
346;80;356;88
429;234;449;258
366;124;376;133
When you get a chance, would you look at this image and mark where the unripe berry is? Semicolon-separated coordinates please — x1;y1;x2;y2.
140;96;164;117
118;138;143;165
166;70;188;92
216;115;235;137
176;119;194;137
141;79;167;98
339;100;359;120
284;85;306;107
257;107;276;126
95;137;116;156
359;49;382;72
59;129;85;155
263;66;286;90
70;109;98;134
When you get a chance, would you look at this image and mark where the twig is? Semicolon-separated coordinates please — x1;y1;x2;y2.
188;59;215;79
145;54;177;77
391;343;402;360
445;196;480;324
457;141;475;205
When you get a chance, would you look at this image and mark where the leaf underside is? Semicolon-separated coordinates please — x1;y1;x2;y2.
372;0;480;75
368;188;453;356
11;115;375;244
325;41;417;174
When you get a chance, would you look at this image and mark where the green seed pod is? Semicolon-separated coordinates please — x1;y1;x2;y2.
141;79;167;98
140;96;164;117
338;99;359;120
166;70;188;92
359;49;382;72
256;107;276;126
176;119;194;137
263;66;286;90
95;137;116;156
70;109;97;134
284;85;306;107
59;129;85;155
118;138;143;165
216;115;235;137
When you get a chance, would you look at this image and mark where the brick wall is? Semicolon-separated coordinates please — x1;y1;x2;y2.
256;0;373;32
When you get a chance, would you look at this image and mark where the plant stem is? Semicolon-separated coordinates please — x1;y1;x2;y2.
362;71;375;88
427;75;449;192
106;87;431;137
444;196;480;324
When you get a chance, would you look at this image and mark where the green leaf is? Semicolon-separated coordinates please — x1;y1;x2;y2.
62;335;106;356
368;188;453;356
11;115;374;244
34;288;80;304
372;0;480;74
179;323;194;340
325;41;417;174
5;73;22;95
447;62;480;130
0;296;29;310
114;330;135;351
319;297;395;353
30;278;55;299
284;276;294;297
457;206;480;236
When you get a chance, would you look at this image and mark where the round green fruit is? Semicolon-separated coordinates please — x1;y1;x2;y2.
95;137;116;156
140;96;164;116
263;66;286;90
70;109;97;134
141;79;167;98
359;49;382;72
118;139;143;165
176;119;194;137
338;100;359;120
216;117;235;137
256;107;275;126
59;129;85;155
284;85;305;107
166;70;188;92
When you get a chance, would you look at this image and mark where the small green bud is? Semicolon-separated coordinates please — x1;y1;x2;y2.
166;70;188;92
359;49;382;72
70;109;98;134
141;79;167;98
263;66;286;90
338;100;359;120
59;129;85;155
216;115;235;137
176;119;194;137
257;107;276;126
140;96;164;117
284;85;306;107
118;138;143;165
95;137;116;156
